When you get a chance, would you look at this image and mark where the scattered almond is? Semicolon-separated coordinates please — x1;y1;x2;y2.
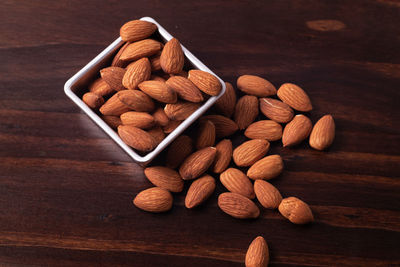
309;115;335;150
218;192;260;219
100;67;126;91
245;236;269;267
188;70;222;96
277;83;312;112
144;166;184;193
118;125;157;152
196;120;216;149
179;147;217;180
245;120;282;141
233;139;270;167
138;80;177;103
278;197;314;224
133;187;173;213
160;38;184;74
166;76;204;103
122;58;151;90
99;92;131;116
282;114;312;147
120;39;163;62
200;115;238;138
214;82;237;118
164;101;201;120
259;98;294;123
247;155;283;180
82;92;104;109
166;135;193;169
120;20;157;42
220;168;255;199
120;111;154;129
111;42;130;68
185;175;216;209
212;139;232;173
89;78;114;96
117;90;155;112
254;180;282;209
237;75;276;97
234;95;259;130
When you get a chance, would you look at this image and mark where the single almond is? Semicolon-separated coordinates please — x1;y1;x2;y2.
185;175;216;209
150;52;162;71
245;236;269;267
234;95;259;130
138;80;177;103
82;92;104;109
111;42;130;68
214;82;237;118
212;139;232;173
120;39;163;62
196;120;216;149
147;126;165;145
254;180;282;209
259;98;294;123
179;147;217;180
118;125;157;152
166;135;193;169
188;70;222;96
166;76;204;103
133;187;173;213
144;166;184;193
237;75;276;97
162;120;182;134
218;192;260;219
277;83;312;112
160;38;184;74
309;115;335;150
282;114;312;147
233;139;270;167
164;101;200;120
200;115;238;138
247;155;284;180
122;58;151;90
278;197;314;224
101;115;122;130
245;120;283;141
100;67;126;91
220;168;255;199
120;20;157;42
99;93;131;116
120;111;154;129
89;78;114;96
117;90;155;112
152;107;170;126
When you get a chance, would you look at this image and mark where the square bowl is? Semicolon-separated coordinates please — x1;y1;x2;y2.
64;17;226;165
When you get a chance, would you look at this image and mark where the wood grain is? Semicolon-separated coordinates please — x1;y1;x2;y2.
1;0;399;266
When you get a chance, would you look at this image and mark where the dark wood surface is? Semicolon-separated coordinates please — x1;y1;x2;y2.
1;0;400;266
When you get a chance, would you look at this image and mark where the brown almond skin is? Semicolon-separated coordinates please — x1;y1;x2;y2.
247;155;284;180
278;83;312;112
89;78;114;97
111;42;130;68
150;52;162;71
164;101;201;121
82;92;104;109
101;115;122;130
218;192;260;219
245;120;283;141
118;125;157;152
166;76;204;103
200;115;238;138
99;93;131;116
309;115;335;150
254;180;282;209
166;135;193;169
133;187;173;213
122;58;151;90
100;67;126;91
120;20;157;42
152;107;170;127
162;120;182;134
138;80;177;103
188;70;222;96
120;39;163;62
151;75;166;82
144;166;184;193
220;168;255;199
233;139;270;167
117;90;155;112
179;147;217;180
147;126;165;145
196;120;216;149
278;197;314;224
259;98;294;123
237;75;276;97
212;139;232;173
214;82;236;118
282;114;313;147
160;38;184;74
234;95;259;130
120;111;154;129
245;236;269;267
185;175;216;209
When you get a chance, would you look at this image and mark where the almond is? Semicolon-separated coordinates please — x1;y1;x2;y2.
309;115;335;150
166;135;193;169
111;42;130;68
160;38;184;74
164;101;200;120
185;175;216;209
162;120;182;134
120;111;154;129
120;20;157;42
282;114;312;147
138;80;177;103
122;58;151;90
234;95;259;130
118;125;157;152
117;90;155;112
133;187;173;213
99;92;131;116
233;139;270;167
220;168;255;199
245;120;283;141
247;155;283;180
195;120;216;149
245;236;269;267
212;139;232;173
170;70;188;78
101;115;122;130
82;92;104;109
152;107;170;126
120;39;163;62
277;83;312;112
214;82;237;118
150;52;162;71
237;75;276;97
278;197;314;224
200;115;238;138
144;166;184;193
100;67;126;91
188;70;222;96
150;75;166;82
179;147;217;180
166;76;203;103
259;98;294;123
254;180;282;209
218;192;260;219
147;126;165;145
89;78;114;96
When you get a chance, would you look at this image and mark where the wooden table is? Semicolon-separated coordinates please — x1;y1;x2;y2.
1;1;399;266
